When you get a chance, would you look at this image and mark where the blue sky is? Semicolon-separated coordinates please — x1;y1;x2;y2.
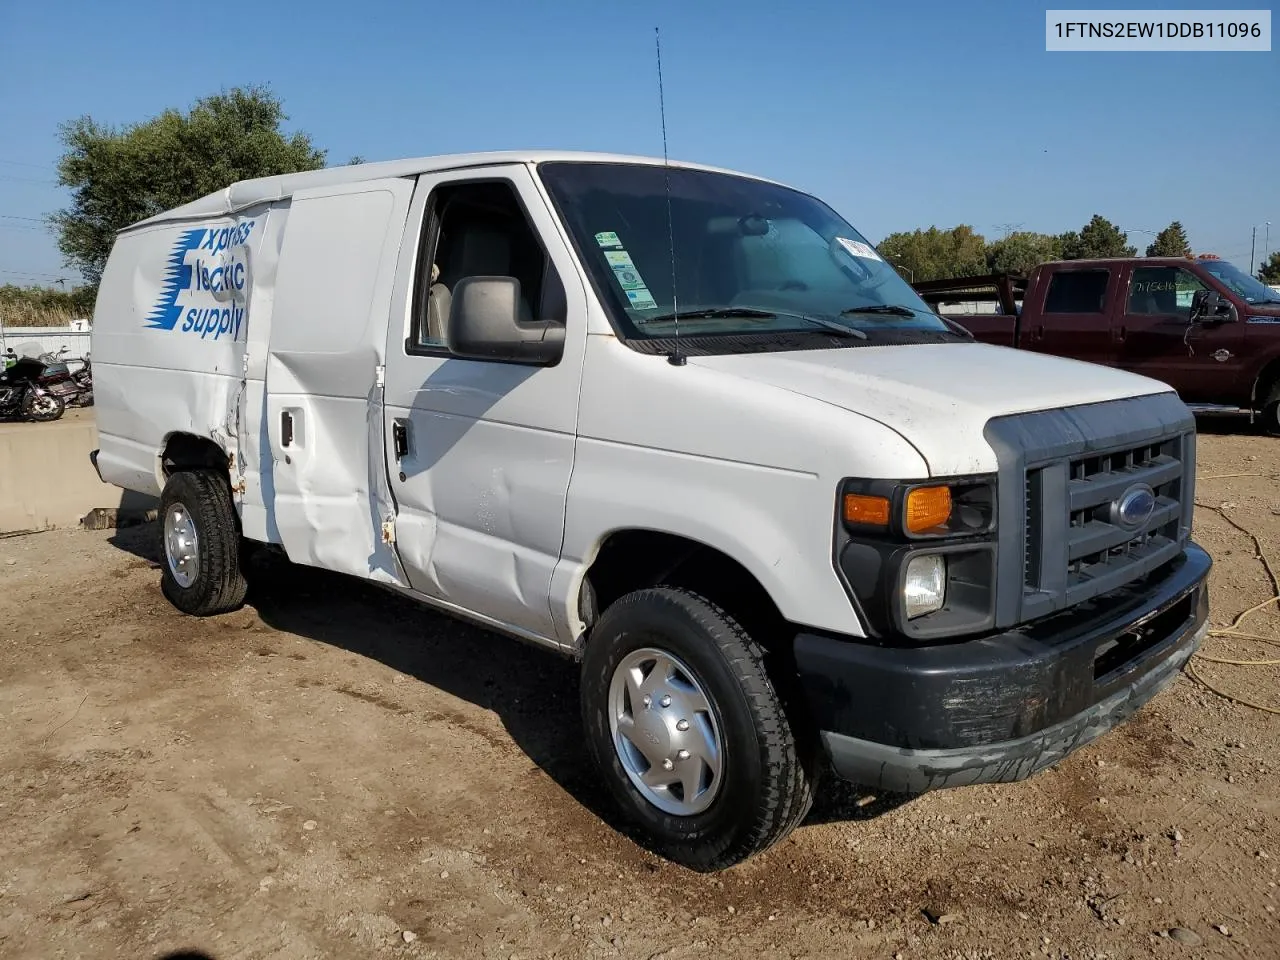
0;0;1276;287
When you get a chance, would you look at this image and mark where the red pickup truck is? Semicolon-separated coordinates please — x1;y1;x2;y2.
914;257;1280;432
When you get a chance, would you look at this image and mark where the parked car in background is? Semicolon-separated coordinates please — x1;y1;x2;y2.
915;258;1280;432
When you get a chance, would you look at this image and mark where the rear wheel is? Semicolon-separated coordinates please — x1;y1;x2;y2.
158;469;249;616
21;390;64;422
580;587;815;871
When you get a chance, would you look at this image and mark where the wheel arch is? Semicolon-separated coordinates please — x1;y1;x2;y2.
575;528;791;656
157;432;231;488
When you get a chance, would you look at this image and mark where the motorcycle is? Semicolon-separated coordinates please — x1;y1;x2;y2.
70;355;93;406
0;352;67;422
33;347;92;408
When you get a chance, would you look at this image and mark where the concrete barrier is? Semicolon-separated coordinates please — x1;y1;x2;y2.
0;412;155;534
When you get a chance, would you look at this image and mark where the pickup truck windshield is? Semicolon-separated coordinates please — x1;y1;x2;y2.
537;161;950;344
1199;259;1280;305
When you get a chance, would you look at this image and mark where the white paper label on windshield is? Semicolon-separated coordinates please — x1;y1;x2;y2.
836;237;883;261
595;230;622;248
603;248;658;309
626;288;658;310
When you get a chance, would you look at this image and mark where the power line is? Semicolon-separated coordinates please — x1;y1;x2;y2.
0;174;59;185
0;214;45;222
0;268;70;278
0;158;54;171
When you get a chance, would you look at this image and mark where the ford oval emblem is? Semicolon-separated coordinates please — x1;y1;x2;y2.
1112;483;1156;529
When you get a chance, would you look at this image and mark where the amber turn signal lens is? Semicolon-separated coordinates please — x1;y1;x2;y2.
843;493;891;527
905;486;953;533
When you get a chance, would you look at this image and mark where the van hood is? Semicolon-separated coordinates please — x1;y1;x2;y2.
691;342;1175;476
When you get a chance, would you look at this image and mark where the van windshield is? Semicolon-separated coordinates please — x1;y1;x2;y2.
1198;258;1280;305
537;161;954;346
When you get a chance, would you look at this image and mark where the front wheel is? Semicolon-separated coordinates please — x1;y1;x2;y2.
1261;384;1280;436
158;469;249;616
580;587;815;871
21;390;64;422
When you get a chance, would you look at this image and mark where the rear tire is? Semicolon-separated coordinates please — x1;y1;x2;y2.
580;587;815;872
158;469;249;616
22;390;64;422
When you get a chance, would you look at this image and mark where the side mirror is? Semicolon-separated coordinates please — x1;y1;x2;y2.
1190;289;1236;325
446;276;565;365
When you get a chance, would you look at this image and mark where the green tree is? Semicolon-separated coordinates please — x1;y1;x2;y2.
1259;251;1280;285
51;85;327;286
1145;221;1192;257
876;225;988;282
985;231;1063;275
1059;215;1137;260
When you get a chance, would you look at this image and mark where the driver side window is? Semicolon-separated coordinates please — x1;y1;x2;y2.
1127;266;1206;319
409;180;558;351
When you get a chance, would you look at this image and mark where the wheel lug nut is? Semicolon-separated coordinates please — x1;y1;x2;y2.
676;749;690;761
662;758;674;771
676;719;690;732
642;695;651;708
659;695;672;708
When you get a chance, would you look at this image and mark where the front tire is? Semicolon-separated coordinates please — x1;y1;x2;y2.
158;469;249;616
22;390;64;422
580;587;814;871
1261;384;1280;436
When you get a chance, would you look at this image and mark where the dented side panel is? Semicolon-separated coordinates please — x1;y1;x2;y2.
92;207;281;498
382;165;589;645
264;178;414;585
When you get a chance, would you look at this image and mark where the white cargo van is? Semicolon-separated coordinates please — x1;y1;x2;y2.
91;151;1210;871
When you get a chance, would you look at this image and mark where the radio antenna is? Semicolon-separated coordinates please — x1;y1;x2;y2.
655;26;684;366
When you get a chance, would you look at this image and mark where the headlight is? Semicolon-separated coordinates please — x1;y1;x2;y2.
842;479;995;539
903;554;946;619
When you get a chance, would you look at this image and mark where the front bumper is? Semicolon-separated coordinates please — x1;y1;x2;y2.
795;542;1210;794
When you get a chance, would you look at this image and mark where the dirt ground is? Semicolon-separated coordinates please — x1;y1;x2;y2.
1;420;1277;960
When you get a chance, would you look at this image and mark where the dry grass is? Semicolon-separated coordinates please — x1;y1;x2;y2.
0;302;79;328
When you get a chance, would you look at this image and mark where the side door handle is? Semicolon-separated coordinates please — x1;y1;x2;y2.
281;410;294;447
392;418;410;460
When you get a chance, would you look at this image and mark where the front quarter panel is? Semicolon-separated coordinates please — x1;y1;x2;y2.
552;336;931;643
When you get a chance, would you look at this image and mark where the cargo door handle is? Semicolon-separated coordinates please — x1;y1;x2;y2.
392;419;410;460
281;411;294;447
1115;325;1127;341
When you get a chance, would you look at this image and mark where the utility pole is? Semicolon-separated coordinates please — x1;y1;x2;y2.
1252;222;1271;274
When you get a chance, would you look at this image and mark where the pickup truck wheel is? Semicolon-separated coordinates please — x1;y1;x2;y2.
158;469;249;616
1261;385;1280;436
580;587;814;871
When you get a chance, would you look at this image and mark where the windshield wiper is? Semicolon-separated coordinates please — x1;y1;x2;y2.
795;315;868;339
642;305;867;340
840;304;918;318
642;307;777;323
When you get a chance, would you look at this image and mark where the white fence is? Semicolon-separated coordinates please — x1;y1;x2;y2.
0;324;92;360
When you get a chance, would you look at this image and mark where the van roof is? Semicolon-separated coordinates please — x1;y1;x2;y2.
124;150;787;231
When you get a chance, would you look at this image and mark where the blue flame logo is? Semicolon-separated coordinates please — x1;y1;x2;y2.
145;228;206;330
